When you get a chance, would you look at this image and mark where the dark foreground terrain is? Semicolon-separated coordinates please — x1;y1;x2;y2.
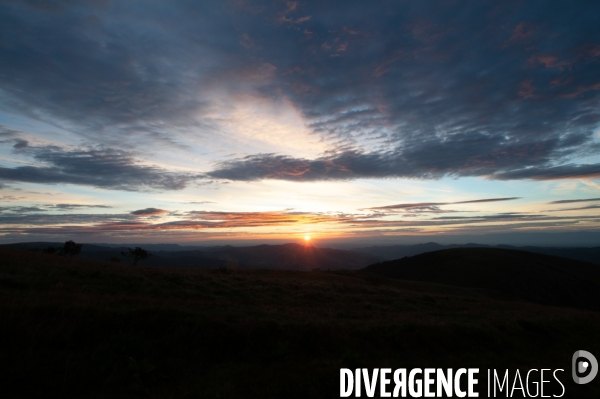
1;247;599;398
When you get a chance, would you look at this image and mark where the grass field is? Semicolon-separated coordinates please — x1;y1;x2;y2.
1;247;599;398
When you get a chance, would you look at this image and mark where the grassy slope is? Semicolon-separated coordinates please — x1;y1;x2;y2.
1;247;599;398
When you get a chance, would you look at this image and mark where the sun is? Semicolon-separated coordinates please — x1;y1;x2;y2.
304;234;311;242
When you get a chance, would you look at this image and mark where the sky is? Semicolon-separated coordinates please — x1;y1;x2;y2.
1;0;600;246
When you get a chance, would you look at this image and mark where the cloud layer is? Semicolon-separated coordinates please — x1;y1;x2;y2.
1;207;597;241
1;142;193;191
1;0;600;187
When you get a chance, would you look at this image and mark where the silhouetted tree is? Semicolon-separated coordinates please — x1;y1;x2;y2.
121;247;149;266
61;240;82;257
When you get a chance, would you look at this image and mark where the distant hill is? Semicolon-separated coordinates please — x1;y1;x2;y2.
1;242;381;270
143;243;382;271
90;243;205;252
353;242;600;264
2;241;117;252
154;243;382;270
363;248;600;310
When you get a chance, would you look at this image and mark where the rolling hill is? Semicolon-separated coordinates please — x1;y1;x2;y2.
353;242;600;264
363;247;600;310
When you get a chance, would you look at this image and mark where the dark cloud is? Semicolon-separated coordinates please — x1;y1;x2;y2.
545;197;600;211
403;206;445;214
1;1;600;181
0;206;46;213
0;213;131;225
0;126;21;140
0;144;194;191
12;139;28;149
491;164;600;180
206;147;600;182
207;1;600;181
0;203;110;213
206;151;394;181
0;1;215;129
547;204;600;212
549;197;600;204
130;208;168;216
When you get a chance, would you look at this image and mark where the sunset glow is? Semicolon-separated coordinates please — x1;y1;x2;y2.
0;1;599;247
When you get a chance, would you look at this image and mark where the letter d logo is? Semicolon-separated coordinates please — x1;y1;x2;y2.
572;350;598;384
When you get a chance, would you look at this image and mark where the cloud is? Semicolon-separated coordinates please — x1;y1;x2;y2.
131;208;168;216
181;210;345;227
546;204;600;212
0;128;22;145
239;33;256;49
47;203;112;210
492;164;600;181
454;198;521;205
2;1;600;183
342;213;600;229
1;206;598;240
214;1;600;182
206;151;391;181
206;145;600;182
0;144;194;191
0;126;21;138
277;1;310;24
0;210;348;235
0;206;46;213
0;213;131;225
0;1;213;130
367;197;521;211
0;203;111;213
12;139;28;149
548;197;600;204
402;206;447;214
